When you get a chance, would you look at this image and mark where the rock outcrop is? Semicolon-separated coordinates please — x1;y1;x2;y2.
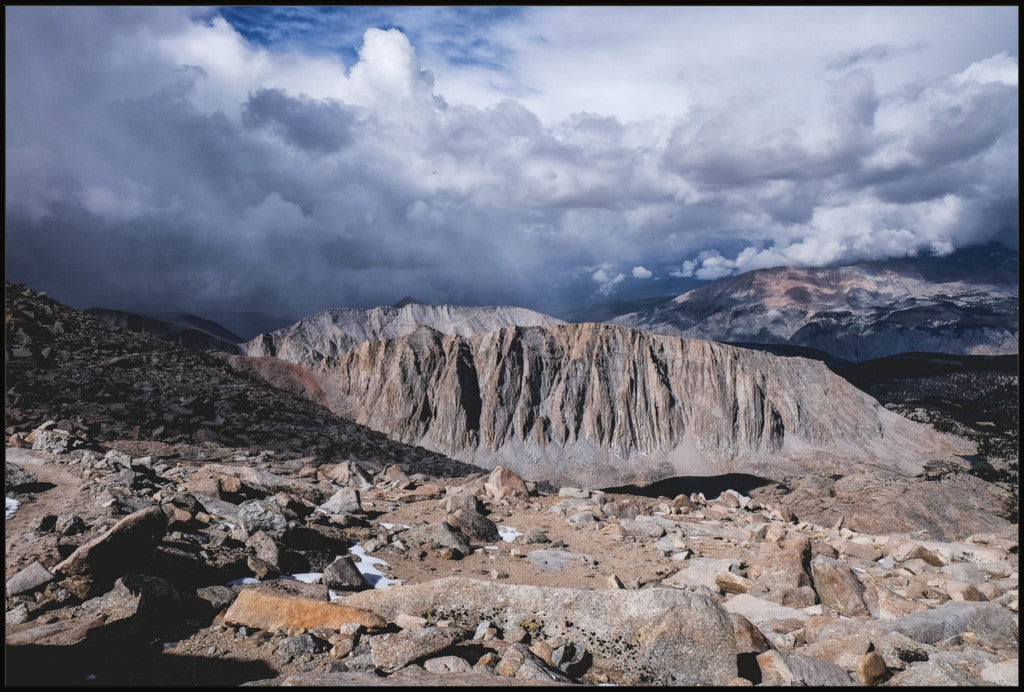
344;577;738;685
315;323;967;485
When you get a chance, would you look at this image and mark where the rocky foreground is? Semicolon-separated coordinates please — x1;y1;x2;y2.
6;437;1020;687
4;282;1019;686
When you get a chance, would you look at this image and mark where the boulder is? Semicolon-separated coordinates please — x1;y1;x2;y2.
318;487;363;516
53;514;87;537
885;601;1018;648
662;558;739;591
80;574;183;629
31;428;87;455
245;531;281;569
5;462;37;490
755;650;797;685
863;582;928;620
195;585;237;613
238;499;287;539
786;654;855;686
980;659;1019;686
810;556;869;617
496;642;573;682
448;508;500;542
484;466;529;500
723;594;810;628
945;580;987;602
404;522;472;558
423;656;473;674
523;528;550;545
730;613;771;655
277;633;329;660
343;577;738;685
5;561;55;597
887;654;986;686
53;505;167;597
223;586;385;632
443;489;481;514
890;541;944;566
319;461;374;489
323;556;369;591
369;627;464;672
798;633;871;671
526;549;595;572
717;572;752;595
856;652;888;686
747;537;815;607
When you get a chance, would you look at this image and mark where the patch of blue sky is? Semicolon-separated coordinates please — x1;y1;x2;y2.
217;5;525;71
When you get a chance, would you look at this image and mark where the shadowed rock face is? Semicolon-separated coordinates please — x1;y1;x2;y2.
310;323;968;486
85;309;242;354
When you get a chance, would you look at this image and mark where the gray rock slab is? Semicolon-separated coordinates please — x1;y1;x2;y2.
6;561;55;597
343;577;737;685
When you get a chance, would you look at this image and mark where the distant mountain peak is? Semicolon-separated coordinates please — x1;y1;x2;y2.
609;247;1018;361
392;296;427;309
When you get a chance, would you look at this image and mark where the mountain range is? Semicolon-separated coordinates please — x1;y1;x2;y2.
609;243;1018;361
78;245;1016;486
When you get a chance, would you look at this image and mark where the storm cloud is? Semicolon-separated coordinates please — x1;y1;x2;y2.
4;7;1018;324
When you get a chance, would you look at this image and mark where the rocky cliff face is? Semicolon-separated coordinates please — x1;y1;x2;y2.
610;252;1018;362
243;304;564;364
315;323;968;486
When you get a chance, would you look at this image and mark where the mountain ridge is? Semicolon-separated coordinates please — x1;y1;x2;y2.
305;322;969;486
609;246;1018;361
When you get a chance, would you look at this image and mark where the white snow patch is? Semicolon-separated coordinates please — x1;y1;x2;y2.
6;497;20;519
379;522;410;530
498;525;523;543
484;545;499;551
227;577;261;586
288;572;323;584
349;544;402;589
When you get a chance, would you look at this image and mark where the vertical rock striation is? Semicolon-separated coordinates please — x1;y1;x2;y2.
317;323;967;485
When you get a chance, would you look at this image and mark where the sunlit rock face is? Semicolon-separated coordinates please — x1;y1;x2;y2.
610;251;1018;362
271;320;968;486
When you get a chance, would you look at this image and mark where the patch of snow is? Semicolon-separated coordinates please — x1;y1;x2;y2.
498;525;523;543
484;545;499;551
328;589;343;602
6;496;21;519
379;522;411;530
226;577;261;586
349;543;402;589
288;572;323;584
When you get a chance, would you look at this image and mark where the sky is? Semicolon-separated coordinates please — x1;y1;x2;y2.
5;6;1019;327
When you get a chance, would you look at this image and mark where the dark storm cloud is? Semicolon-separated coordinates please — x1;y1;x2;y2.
4;7;1018;323
242;89;356;154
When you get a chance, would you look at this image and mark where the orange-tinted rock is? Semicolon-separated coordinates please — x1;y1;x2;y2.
223;586;386;632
